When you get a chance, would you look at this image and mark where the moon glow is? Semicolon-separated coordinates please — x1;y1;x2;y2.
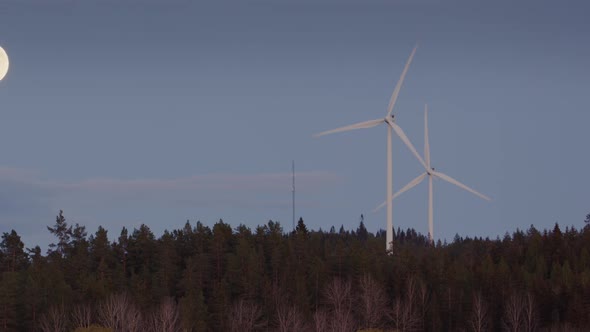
0;46;9;81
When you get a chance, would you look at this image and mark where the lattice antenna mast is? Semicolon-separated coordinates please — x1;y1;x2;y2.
292;160;295;231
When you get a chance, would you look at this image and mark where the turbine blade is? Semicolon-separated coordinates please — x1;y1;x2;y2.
432;171;491;201
313;119;383;137
389;121;427;169
424;104;430;169
373;172;427;212
373;201;387;213
394;172;427;200
386;44;418;117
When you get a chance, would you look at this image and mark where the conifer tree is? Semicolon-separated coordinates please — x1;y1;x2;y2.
0;230;28;272
0;271;20;331
179;256;209;331
47;210;72;259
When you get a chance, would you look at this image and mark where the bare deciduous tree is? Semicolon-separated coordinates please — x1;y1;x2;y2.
503;292;524;332
330;313;356;332
98;292;143;332
125;302;143;332
469;292;489;332
98;293;129;330
389;278;420;332
522;292;537;332
503;291;537;332
229;298;265;332
269;285;307;332
148;297;180;332
418;278;430;331
276;304;307;332
405;277;417;308
312;309;329;332
71;304;93;329
39;305;68;332
324;278;356;332
357;274;387;330
391;298;420;332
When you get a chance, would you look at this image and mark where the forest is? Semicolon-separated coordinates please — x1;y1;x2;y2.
1;211;590;332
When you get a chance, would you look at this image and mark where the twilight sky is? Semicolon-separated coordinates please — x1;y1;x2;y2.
0;0;588;249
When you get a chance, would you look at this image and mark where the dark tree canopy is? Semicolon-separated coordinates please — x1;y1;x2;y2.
1;210;590;331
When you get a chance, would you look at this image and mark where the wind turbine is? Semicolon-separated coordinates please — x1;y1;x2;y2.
374;104;491;244
314;45;427;251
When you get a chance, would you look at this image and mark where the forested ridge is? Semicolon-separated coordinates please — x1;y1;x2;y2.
1;211;590;331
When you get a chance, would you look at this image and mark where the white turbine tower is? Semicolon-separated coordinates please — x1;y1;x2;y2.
374;104;491;244
314;46;427;251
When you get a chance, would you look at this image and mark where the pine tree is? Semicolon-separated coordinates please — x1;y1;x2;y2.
356;216;368;242
47;210;72;259
0;271;20;331
179;256;209;331
89;226;113;300
113;227;129;290
208;220;233;330
154;230;180;298
295;218;308;236
67;223;90;301
128;224;157;308
0;230;28;272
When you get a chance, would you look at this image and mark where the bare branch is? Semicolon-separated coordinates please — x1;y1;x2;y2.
522;292;537;332
503;292;524;332
356;274;387;329
98;293;129;330
312;309;329;332
98;293;143;332
390;298;420;332
71;304;93;329
229;298;265;332
125;302;143;332
389;278;420;332
323;278;356;332
39;304;68;332
276;304;308;332
148;297;180;332
469;292;489;332
418;278;430;330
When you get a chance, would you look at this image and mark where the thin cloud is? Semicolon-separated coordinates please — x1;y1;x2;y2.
0;168;341;210
0;168;342;248
49;171;338;192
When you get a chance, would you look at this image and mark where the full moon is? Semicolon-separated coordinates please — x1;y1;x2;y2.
0;46;9;81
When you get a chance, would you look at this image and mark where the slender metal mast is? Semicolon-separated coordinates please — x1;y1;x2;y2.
292;160;295;231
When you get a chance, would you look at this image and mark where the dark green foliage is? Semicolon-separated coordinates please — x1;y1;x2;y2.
88;226;113;300
5;211;590;331
1;230;28;272
46;210;71;258
0;271;20;331
179;256;209;331
295;217;308;236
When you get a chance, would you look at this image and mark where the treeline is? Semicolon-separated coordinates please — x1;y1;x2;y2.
1;211;590;331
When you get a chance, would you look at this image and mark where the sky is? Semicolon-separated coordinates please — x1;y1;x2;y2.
0;0;588;250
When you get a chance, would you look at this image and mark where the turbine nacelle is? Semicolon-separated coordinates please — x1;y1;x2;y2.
384;114;395;125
